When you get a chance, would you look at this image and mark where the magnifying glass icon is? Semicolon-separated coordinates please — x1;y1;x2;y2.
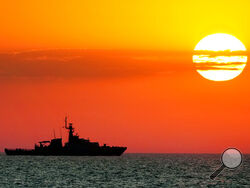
210;148;242;180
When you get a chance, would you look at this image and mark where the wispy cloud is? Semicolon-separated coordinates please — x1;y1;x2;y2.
0;49;192;80
194;50;248;57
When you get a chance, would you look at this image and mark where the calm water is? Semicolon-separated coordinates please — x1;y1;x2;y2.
0;154;249;187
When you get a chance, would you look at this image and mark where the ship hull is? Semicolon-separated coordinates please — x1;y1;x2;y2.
5;147;126;156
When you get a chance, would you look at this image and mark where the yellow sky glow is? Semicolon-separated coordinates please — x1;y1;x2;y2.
0;1;249;51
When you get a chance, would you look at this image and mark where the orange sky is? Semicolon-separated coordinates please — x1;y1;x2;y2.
0;0;250;51
0;1;250;153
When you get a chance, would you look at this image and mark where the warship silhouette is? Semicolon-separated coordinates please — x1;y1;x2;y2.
5;117;127;156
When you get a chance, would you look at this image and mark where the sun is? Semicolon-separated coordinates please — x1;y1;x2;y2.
193;33;247;81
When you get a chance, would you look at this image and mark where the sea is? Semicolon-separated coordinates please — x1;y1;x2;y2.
0;154;249;187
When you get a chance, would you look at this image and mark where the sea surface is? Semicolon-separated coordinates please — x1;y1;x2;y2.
0;154;249;187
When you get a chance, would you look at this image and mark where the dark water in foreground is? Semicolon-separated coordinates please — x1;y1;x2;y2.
0;154;249;187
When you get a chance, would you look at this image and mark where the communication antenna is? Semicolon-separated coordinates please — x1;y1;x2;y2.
53;129;56;138
60;127;62;138
64;116;68;128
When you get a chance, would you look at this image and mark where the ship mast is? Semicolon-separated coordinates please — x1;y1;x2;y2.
64;116;74;143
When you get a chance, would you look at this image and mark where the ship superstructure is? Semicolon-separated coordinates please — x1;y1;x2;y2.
5;117;127;156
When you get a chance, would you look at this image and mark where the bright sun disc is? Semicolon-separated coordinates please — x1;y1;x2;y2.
193;33;247;81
